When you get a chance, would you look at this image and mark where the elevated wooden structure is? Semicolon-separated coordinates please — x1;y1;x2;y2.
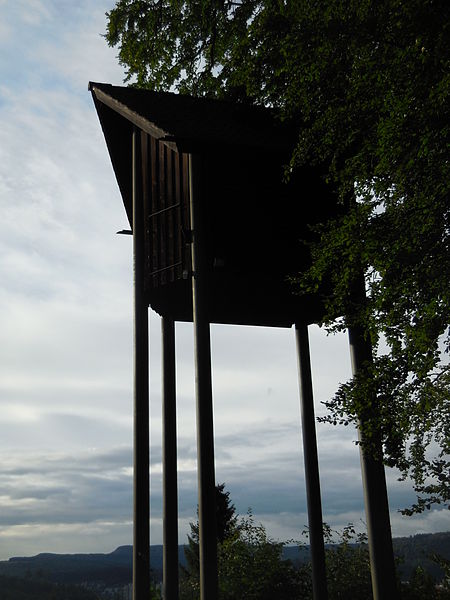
90;82;397;600
90;82;339;328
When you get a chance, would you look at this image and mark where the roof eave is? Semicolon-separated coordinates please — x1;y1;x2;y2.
89;82;179;152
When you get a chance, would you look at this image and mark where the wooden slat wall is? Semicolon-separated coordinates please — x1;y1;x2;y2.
141;132;190;290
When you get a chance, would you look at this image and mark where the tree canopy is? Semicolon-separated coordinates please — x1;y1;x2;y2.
105;0;449;512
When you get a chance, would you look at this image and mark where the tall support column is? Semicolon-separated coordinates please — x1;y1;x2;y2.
162;317;179;600
132;127;150;600
295;323;328;600
188;154;218;600
348;324;398;600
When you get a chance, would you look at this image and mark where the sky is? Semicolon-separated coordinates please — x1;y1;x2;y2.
0;0;448;561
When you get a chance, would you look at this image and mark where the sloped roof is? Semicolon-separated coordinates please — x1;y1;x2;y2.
89;82;339;326
89;82;294;154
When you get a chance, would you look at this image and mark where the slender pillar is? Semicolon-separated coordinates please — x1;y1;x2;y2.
295;323;328;600
188;154;218;600
348;324;398;600
162;317;179;600
132;127;150;600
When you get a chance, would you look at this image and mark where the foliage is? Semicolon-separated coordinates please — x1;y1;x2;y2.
217;511;301;600
431;554;450;592
394;532;450;582
150;583;162;599
0;574;99;600
401;565;450;600
105;0;450;512
181;506;450;599
279;0;450;514
295;523;372;600
299;524;450;600
180;485;301;599
324;523;372;600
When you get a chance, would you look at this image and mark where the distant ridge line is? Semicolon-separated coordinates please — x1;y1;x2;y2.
0;531;448;585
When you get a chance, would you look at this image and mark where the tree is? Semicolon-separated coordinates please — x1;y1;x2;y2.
300;525;450;600
180;486;301;599
181;483;237;595
105;0;450;512
321;524;373;600
218;511;301;600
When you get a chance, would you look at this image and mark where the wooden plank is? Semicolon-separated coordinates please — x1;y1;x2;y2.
159;142;167;285
150;137;159;287
140;131;151;294
166;148;175;282
174;151;182;280
188;154;218;600
162;317;179;600
91;85;178;152
295;323;328;600
132;127;150;600
182;154;191;277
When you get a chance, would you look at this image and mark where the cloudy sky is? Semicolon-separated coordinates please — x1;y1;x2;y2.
0;0;448;561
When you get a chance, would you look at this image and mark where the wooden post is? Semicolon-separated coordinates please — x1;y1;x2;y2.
162;317;179;600
188;153;218;600
132;127;150;600
295;323;328;600
348;324;398;600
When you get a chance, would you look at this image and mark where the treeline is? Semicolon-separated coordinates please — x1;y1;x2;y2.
177;486;450;600
2;532;448;586
281;531;450;582
179;519;450;600
394;532;450;581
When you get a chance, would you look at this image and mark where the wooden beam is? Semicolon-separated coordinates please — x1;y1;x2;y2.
162;317;179;600
348;324;398;600
91;85;178;152
295;323;328;600
189;153;218;600
132;127;150;600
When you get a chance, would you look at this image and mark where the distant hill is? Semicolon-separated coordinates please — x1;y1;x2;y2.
393;531;450;581
0;546;132;586
0;545;182;586
0;531;448;586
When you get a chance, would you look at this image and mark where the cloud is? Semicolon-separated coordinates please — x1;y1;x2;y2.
0;0;124;91
0;447;132;528
0;0;135;465
0;521;133;557
0;428;448;559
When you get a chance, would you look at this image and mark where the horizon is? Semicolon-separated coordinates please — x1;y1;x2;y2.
3;529;450;562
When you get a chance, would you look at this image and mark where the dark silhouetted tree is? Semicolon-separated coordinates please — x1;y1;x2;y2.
182;483;237;591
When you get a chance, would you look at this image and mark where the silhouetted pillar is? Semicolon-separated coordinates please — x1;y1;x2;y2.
348;324;398;600
295;323;328;600
188;153;218;600
162;317;179;600
132;127;150;600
